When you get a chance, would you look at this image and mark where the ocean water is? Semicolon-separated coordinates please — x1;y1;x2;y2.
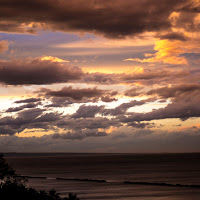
5;153;200;200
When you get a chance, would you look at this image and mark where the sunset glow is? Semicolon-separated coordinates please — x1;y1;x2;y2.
0;0;199;153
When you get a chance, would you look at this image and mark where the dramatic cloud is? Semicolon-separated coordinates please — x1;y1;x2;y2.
121;70;190;82
0;58;83;85
103;98;156;116
15;98;41;104
103;100;146;116
124;39;188;65
52;129;107;140
71;105;104;118
56;117;119;131
147;83;200;99
45;97;73;108
156;32;188;41
6;103;39;113
0;0;199;38
42;86;106;101
101;95;117;102
1;126;200;152
83;72;118;85
0;108;61;135
124;87;143;97
120;91;200;122
41;56;69;63
0;0;200;152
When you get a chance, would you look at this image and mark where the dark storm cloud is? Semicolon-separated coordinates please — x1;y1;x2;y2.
15;98;41;104
103;98;156;116
71;105;104;118
0;58;192;86
85;70;194;87
44;91;117;108
43;86;105;100
127;122;155;129
156;32;188;41
0;127;16;135
0;108;64;135
56;117;119;130
83;72;118;84
1;127;200;152
171;8;200;33
101;95;117;102
124;87;143;97
0;104;120;136
103;100;146;116
45;97;73;108
52;129;107;140
146;83;200;99
6;103;39;113
119;91;200;122
0;108;45;135
0;0;197;38
121;70;189;83
0;58;83;85
0;21;36;34
0;108;44;125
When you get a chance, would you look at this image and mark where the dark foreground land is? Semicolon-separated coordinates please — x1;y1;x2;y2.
0;155;79;200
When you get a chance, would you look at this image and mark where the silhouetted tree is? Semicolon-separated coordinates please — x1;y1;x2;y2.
49;189;61;200
0;154;15;180
64;193;80;200
0;154;80;200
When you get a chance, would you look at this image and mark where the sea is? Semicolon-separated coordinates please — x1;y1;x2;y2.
4;153;200;200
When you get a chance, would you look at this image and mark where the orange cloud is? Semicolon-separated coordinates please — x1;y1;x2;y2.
0;40;9;53
124;39;188;65
41;56;69;63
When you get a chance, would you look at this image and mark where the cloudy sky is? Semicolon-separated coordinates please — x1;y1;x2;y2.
0;0;200;152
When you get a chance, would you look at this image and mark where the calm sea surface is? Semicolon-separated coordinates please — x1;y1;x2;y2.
5;153;200;200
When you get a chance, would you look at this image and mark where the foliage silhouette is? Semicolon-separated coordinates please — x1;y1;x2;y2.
0;154;80;200
63;193;80;200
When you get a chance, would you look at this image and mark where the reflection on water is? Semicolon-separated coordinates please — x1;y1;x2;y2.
6;153;200;200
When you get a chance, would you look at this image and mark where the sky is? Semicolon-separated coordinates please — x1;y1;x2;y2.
0;0;200;153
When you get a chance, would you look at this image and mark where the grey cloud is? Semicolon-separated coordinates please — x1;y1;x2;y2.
103;98;156;116
101;95;117;102
0;0;196;38
156;32;188;41
15;98;41;104
1;127;200;152
127;122;155;129
121;70;190;83
52;129;107;140
71;105;104;119
147;83;200;99
124;87;143;97
0;127;16;136
0;58;83;85
56;117;119;130
45;97;73;108
6;103;39;113
83;73;118;85
43;86;104;100
119;93;200;122
0;108;53;135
